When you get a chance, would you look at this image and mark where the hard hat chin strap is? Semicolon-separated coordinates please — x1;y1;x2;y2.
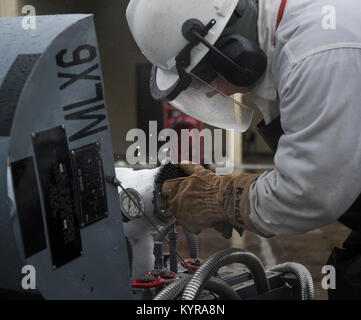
174;18;217;89
176;16;267;89
152;18;234;102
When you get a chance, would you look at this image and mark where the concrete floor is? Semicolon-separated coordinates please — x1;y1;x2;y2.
171;222;350;300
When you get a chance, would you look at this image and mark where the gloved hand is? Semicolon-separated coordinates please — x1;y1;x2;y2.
212;221;234;239
162;164;261;237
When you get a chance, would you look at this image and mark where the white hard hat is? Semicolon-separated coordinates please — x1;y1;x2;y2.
126;0;266;132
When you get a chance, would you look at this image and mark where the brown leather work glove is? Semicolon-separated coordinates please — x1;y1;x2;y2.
212;221;235;240
162;164;261;237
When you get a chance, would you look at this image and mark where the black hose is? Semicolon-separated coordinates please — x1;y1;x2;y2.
183;227;200;259
182;248;270;300
168;227;178;274
203;277;241;300
153;241;164;269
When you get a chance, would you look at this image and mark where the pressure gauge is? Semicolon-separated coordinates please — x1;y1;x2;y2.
119;188;144;221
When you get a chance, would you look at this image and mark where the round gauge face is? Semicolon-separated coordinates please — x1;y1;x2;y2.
119;188;144;220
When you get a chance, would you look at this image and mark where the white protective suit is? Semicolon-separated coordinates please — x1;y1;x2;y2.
247;0;361;236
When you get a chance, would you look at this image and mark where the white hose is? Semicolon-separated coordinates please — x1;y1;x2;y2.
269;262;315;300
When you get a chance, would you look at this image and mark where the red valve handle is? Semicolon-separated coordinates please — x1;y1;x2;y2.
131;277;166;289
181;258;203;271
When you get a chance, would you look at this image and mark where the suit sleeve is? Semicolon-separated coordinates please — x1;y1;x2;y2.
248;48;361;236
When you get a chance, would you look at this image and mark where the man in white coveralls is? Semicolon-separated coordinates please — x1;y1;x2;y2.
126;0;361;299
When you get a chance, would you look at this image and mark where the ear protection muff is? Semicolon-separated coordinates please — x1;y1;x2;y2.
191;0;267;89
208;33;267;87
151;0;266;102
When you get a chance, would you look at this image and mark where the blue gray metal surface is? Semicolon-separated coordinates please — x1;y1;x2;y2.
0;15;131;299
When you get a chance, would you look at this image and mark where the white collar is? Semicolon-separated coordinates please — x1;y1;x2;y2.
252;0;282;102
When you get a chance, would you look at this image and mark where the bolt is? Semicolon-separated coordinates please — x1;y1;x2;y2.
143;274;155;283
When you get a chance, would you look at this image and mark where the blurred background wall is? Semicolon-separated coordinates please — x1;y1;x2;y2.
0;0;18;16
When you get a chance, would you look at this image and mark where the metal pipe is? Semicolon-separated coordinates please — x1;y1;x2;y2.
125;237;133;277
155;224;174;242
153;224;175;269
